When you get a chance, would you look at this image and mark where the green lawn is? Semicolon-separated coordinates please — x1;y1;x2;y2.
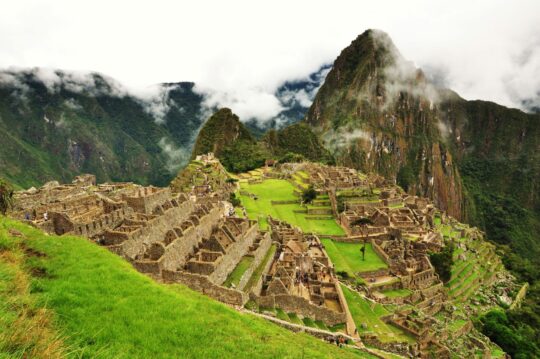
342;286;415;344
321;239;387;276
0;217;373;358
223;256;253;288
379;289;412;298
239;179;344;235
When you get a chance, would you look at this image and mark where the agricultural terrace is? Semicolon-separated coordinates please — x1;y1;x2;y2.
342;285;415;344
238;178;345;235
321;239;388;277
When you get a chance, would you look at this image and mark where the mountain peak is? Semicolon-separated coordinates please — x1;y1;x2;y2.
191;108;254;159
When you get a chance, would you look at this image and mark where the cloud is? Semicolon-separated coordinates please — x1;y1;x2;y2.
370;30;440;107
195;84;284;124
323;127;374;151
0;0;539;117
0;67;184;124
158;137;190;172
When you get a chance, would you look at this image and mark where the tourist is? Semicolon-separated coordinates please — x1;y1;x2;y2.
24;212;30;220
43;211;48;221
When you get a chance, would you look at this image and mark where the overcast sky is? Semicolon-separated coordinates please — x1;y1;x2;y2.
1;0;540;118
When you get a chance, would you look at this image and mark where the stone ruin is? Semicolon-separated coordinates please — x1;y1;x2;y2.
254;218;354;331
11;156;266;308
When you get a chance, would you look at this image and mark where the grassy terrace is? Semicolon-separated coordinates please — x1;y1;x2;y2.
0;217;372;358
321;239;388;277
342;286;415;344
223;256;253;288
379;289;412;298
245;244;277;292
238;179;345;235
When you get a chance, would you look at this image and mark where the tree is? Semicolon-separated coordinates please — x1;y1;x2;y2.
301;186;317;204
351;217;373;261
279;152;306;164
229;193;241;207
429;240;455;283
0;178;14;215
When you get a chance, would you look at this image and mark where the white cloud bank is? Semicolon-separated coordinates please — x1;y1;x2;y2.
0;0;539;117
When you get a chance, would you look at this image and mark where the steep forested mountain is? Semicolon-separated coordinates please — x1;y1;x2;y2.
0;71;205;187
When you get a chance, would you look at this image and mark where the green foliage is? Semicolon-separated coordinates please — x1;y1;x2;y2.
0;78;204;188
301;185;317;204
279;152;306;163
191;108;256;160
220;140;270;173
263;123;334;164
396;165;415;192
229;193;241;207
336;194;345;213
429;241;454;283
0;178;14;215
477;310;539;359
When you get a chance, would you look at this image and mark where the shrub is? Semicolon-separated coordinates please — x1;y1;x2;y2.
0;177;14;215
301;186;317;204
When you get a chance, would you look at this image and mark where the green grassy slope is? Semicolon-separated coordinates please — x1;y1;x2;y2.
0;216;371;358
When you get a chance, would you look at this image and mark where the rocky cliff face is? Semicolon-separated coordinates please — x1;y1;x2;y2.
305;30;463;218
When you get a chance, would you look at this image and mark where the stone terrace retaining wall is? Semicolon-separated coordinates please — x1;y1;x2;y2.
210;224;259;285
237;232;272;291
73;206;133;238
163;270;248;306
250;245;277;296
116;200;197;260
160;205;222;270
256;294;347;326
370;239;392;265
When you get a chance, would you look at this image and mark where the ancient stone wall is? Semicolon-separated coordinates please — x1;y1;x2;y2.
116;199;197;259
237;233;272;291
159;205;222;270
74;206;132;238
123;187;172;214
209;223;259;285
162;270;247;306
256;293;347;326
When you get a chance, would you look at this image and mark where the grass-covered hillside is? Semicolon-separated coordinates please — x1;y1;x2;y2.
0;216;371;358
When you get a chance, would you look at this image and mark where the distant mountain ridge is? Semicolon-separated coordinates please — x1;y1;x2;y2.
0;66;328;187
